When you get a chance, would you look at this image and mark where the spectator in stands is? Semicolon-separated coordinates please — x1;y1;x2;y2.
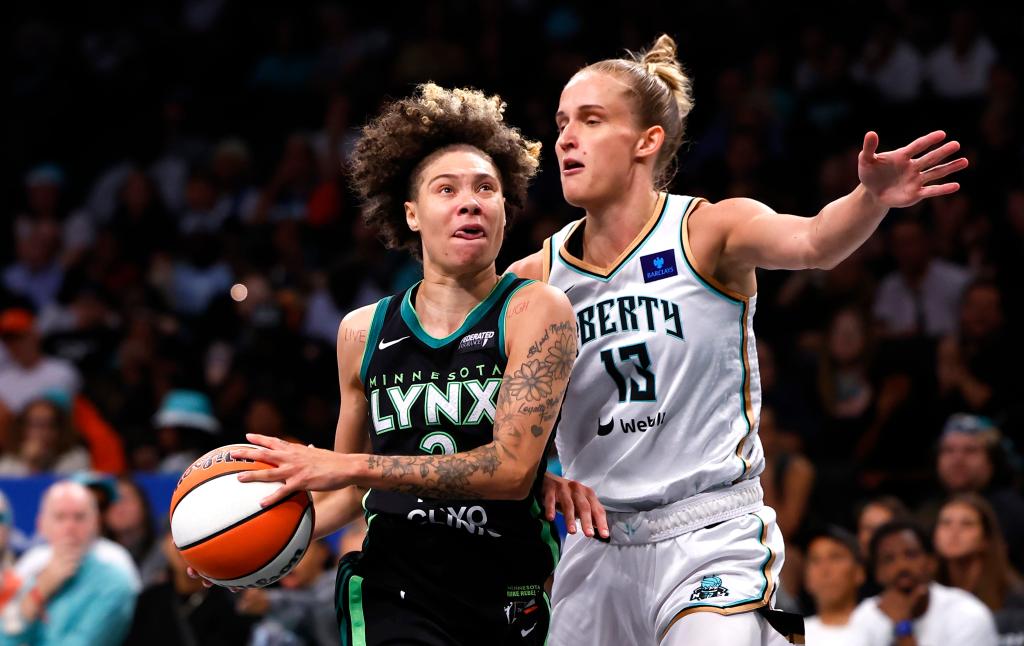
933;494;1024;641
851;519;997;645
151;389;222;474
0;397;90;475
873;216;971;338
0;493;20;611
0;481;138;645
3;215;64;313
925;8;998;100
924;414;1024;571
851;21;924;104
857;496;909;560
937;280;1020;418
126;533;254;645
238;539;336;645
804;526;868;644
104;477;163;585
0;309;80;413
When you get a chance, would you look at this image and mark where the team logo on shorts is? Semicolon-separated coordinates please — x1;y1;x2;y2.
690;575;729;601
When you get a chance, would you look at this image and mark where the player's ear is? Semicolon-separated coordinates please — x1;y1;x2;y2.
405;201;420;232
635;125;664;161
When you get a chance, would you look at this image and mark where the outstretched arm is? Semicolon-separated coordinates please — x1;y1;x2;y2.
236;283;577;503
699;131;968;278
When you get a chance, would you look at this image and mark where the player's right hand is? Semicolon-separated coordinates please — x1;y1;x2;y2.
187;566;244;593
542;472;609;539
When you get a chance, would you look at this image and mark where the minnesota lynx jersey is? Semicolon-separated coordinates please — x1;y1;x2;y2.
544;193;764;511
358;274;559;580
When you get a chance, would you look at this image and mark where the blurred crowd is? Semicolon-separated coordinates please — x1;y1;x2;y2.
2;0;1024;644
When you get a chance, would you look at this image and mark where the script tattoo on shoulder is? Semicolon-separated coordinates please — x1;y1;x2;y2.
343;327;368;343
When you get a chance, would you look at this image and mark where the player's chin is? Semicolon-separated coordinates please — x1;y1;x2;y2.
560;180;595;209
445;238;499;269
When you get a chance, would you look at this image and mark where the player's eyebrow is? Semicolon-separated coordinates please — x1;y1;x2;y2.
555;105;607;121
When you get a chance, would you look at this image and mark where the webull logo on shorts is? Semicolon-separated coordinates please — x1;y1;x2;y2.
690;575;729;601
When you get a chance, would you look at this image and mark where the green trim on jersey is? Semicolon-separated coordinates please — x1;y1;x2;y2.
498;279;536;361
530;498;560;569
359;296;394;385
400;273;517;348
555;194;674;282
348;574;366;646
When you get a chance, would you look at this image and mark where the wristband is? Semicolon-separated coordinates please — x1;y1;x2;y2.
894;619;914;638
27;588;44;607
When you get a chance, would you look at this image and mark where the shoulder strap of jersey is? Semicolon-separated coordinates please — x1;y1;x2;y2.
545;219;582;282
358;295;394;386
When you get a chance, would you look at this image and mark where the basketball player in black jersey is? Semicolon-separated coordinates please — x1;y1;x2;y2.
230;84;579;645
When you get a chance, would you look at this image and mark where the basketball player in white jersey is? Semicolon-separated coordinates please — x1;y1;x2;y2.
510;34;968;645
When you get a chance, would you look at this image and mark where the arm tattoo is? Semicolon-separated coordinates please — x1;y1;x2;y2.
362;319;576;499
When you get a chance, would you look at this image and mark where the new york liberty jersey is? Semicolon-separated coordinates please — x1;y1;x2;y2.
358;273;559;576
544;193;764;511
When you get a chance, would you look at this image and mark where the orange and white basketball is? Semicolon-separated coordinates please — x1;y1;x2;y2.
170;444;314;588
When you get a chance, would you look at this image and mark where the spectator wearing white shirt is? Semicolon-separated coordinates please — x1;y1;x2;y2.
804;526;871;646
925;9;998;100
873;217;971;337
851;520;997;646
852;23;924;104
0;309;80;414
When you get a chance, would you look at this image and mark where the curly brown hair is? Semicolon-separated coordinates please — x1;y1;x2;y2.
350;83;541;260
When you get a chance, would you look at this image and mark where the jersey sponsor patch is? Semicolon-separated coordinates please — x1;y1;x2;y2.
457;330;496;353
639;250;678;283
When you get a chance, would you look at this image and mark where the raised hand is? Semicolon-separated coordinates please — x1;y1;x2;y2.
858;130;968;208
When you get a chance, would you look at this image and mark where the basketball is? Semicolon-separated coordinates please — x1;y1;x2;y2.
169;444;314;588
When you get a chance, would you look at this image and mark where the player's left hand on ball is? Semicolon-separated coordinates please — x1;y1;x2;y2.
542;472;609;539
232;434;345;507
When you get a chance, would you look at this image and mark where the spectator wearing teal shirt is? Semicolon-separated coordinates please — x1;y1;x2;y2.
0;481;137;646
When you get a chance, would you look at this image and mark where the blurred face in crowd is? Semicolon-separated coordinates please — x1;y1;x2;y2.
889;221;930;277
805;537;864;611
105;479;147;538
120;170;155;217
405;145;506;274
959;285;1003;340
20;400;64;469
556;71;656;209
937;432;992;493
40;483;99;550
934;501;985;560
858;503;895;557
875;530;933;593
828;309;867;365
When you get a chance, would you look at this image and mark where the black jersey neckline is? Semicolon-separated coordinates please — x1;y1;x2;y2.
399;272;518;349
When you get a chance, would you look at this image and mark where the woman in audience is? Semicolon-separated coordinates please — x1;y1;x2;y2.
0;397;90;475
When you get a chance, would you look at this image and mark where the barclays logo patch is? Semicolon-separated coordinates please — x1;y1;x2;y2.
639;250;677;283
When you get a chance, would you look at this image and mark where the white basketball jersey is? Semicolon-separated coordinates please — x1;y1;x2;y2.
544;193;764;511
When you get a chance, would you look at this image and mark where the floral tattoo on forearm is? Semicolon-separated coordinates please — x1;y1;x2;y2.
364;318;577;498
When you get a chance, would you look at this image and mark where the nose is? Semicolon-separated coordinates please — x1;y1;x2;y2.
458;198;482;216
557;123;577;153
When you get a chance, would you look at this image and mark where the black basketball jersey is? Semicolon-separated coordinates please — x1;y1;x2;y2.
358;273;560;580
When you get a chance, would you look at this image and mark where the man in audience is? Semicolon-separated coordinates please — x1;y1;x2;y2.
0;481;138;645
851;519;997;645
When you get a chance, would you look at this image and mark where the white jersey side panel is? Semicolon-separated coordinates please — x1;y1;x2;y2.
547;193;764;511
